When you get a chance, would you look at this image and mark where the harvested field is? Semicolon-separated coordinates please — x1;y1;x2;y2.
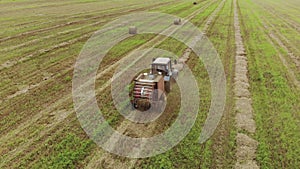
0;0;299;168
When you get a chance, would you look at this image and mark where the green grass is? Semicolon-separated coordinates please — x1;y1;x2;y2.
190;0;220;30
10;117;94;169
153;0;203;15
134;2;237;167
262;0;300;23
0;0;172;39
0;2;216;168
2;0;300;168
139;52;212;168
239;0;300;168
205;0;236;167
31;134;93;169
249;0;300;80
0;33;154;139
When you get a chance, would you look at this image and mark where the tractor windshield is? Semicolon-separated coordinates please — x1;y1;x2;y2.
151;64;166;74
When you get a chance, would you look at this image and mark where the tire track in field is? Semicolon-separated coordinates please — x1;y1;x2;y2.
85;45;192;169
253;4;300;88
84;1;223;168
0;0;206;112
0;0;179;37
260;18;300;69
202;0;226;33
267;0;300;12
250;1;300;71
2;0;214;166
263;27;300;89
0;1;215;165
0;10;175;105
0;19;86;43
0;0;183;53
0;0;182;96
0;1;183;70
0;6;169;149
0;0;176;44
0;19;111;53
0;111;74;168
0;32;92;71
208;0;236;167
0;19;160;99
233;0;259;168
259;22;300;89
0;84;108;168
0;16;152;86
0;18;143;133
0;0;191;113
264;25;300;68
0;2;190;134
263;23;300;56
253;1;300;33
1;0;180;34
254;5;300;53
0;1;90;14
3;112;79;169
267;3;300;30
0;2;143;33
251;0;300;55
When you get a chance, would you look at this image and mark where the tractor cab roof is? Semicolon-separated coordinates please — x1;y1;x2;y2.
152;57;171;65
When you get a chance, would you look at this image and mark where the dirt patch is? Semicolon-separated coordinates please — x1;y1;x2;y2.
209;0;236;167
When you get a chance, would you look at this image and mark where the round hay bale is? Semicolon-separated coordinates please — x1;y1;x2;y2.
129;26;137;34
174;18;181;25
137;99;151;111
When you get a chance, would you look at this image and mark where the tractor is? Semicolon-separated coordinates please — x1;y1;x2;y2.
131;57;178;110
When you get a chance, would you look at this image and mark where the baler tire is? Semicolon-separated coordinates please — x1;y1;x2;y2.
165;81;171;93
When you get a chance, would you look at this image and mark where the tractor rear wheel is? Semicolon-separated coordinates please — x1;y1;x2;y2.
165;81;171;93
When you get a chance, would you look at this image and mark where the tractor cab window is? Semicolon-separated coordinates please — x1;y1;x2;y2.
151;64;166;74
157;65;165;71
